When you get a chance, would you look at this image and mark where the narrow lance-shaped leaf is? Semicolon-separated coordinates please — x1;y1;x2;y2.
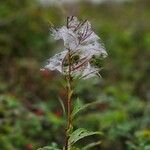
72;98;104;118
68;128;103;146
82;141;101;150
72;98;83;117
38;143;61;150
58;97;66;116
69;147;80;150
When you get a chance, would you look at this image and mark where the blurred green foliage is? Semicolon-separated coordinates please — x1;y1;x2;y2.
0;0;150;149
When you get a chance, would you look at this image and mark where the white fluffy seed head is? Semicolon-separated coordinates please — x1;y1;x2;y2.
42;16;108;79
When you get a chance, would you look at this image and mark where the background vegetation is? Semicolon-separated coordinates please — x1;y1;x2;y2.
0;0;149;149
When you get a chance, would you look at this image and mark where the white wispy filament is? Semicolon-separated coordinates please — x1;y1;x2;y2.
42;16;107;79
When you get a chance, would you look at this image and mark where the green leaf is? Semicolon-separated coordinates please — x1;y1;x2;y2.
58;97;66;116
38;143;61;150
70;147;80;150
72;98;83;118
82;141;101;150
38;147;51;150
72;99;102;118
68;128;102;146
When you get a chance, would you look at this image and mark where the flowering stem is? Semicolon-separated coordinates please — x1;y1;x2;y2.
65;49;73;150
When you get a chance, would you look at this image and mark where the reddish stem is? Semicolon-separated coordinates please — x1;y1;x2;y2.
64;49;73;150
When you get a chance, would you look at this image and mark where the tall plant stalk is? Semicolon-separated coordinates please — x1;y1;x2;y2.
65;49;73;150
41;16;108;150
